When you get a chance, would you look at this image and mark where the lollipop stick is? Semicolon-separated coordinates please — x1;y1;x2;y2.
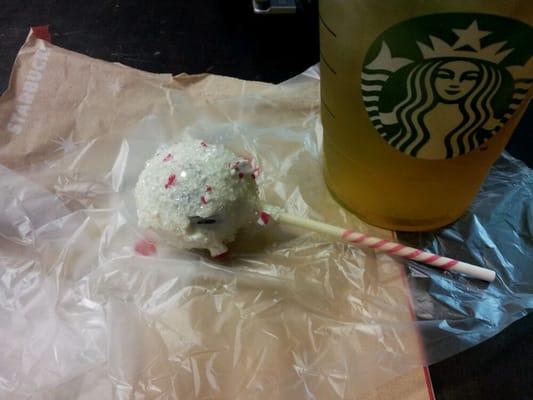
266;209;495;282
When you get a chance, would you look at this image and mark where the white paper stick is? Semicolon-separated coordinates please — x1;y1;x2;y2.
263;208;495;282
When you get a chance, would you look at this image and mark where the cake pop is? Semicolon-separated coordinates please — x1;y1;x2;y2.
135;140;494;282
135;139;259;256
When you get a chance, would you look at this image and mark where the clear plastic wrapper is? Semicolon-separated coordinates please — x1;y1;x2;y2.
0;32;531;399
401;152;533;363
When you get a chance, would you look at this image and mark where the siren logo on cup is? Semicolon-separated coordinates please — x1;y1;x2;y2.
361;14;532;159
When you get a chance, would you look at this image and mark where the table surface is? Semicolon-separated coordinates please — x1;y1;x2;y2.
1;1;532;399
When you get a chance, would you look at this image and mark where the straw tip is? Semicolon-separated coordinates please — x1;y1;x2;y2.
486;270;497;283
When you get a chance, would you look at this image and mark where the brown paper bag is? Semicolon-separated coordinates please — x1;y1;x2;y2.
0;31;433;400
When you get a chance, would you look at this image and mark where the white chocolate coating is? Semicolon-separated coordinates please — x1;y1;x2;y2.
135;140;259;256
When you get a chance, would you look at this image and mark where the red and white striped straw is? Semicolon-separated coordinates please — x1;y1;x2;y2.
261;208;495;282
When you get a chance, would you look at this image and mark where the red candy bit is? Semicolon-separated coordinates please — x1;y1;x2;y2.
165;174;177;189
200;141;208;148
200;195;209;205
163;153;173;162
258;211;271;226
206;186;213;193
238;172;244;179
134;238;157;256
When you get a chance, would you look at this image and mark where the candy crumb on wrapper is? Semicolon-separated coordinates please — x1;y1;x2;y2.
257;205;283;226
258;212;271;226
135;139;260;257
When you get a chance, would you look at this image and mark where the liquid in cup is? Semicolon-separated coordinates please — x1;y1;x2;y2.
320;2;532;230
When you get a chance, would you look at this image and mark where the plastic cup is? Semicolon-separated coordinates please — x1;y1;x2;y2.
320;1;532;231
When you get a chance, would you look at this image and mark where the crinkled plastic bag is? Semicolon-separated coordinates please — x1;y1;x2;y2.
2;31;532;400
401;152;533;363
0;33;429;400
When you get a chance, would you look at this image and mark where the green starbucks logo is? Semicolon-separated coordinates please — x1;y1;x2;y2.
362;14;532;159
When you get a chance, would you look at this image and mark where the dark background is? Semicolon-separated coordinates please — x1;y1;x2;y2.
1;1;532;399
